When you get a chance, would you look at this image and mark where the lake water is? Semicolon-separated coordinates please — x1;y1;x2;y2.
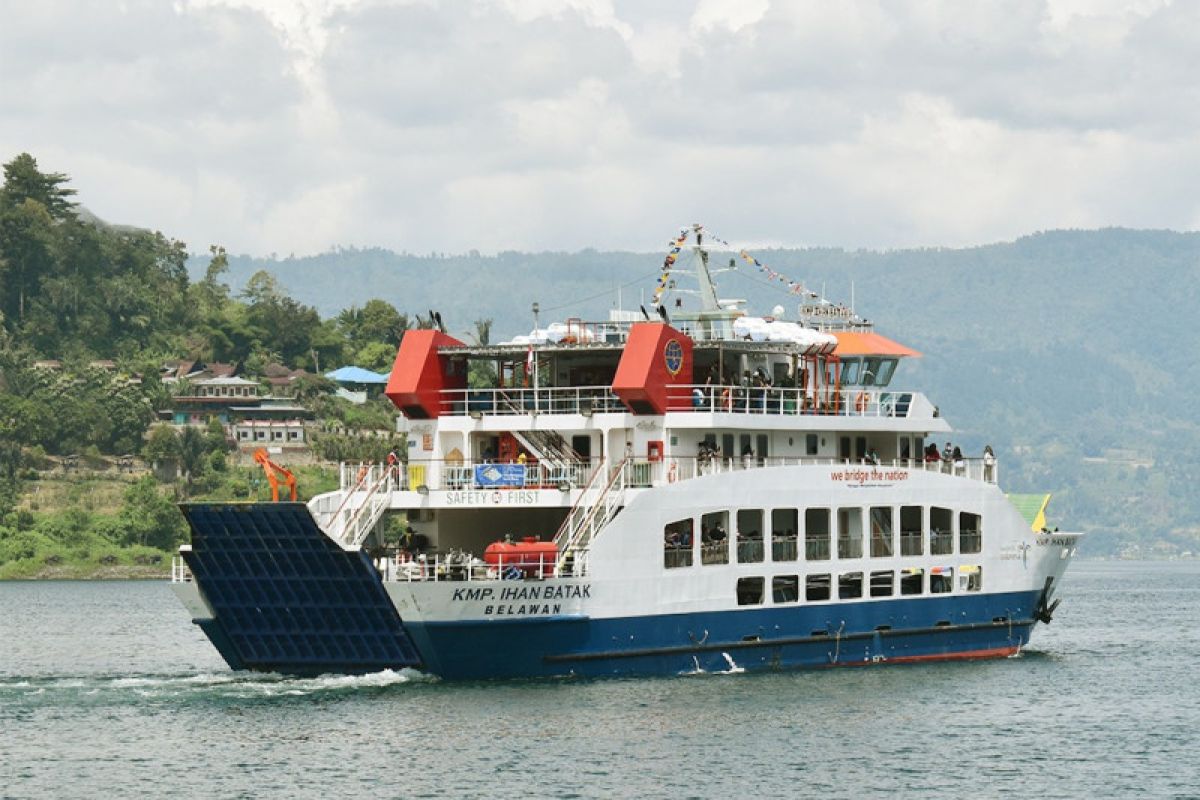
2;561;1198;799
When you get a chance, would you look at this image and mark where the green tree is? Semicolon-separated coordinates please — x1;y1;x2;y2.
119;476;187;549
204;418;229;454
177;426;206;494
0;198;54;323
0;153;77;219
354;341;396;372
143;424;179;464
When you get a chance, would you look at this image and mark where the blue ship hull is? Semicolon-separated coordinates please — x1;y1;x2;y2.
179;503;1040;680
405;593;1037;680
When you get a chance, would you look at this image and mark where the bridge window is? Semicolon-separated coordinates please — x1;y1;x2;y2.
737;509;764;563
805;509;831;561
930;506;953;555
874;358;897;387
900;568;924;595
842;358;862;384
838;571;863;599
930;568;954;594
870;506;893;557
737;577;764;606
838;507;863;559
900;506;923;556
870;570;894;597
806;573;831;601
770;509;798;561
701;511;729;565
773;575;799;603
960;566;982;591
960;512;982;554
663;518;693;569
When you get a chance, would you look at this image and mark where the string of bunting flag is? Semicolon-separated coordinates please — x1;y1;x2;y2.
652;223;825;307
699;227;820;300
650;226;692;307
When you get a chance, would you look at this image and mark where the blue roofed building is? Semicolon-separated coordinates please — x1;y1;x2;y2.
325;366;389;404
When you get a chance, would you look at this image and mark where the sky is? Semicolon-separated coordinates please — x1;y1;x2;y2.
2;0;1198;256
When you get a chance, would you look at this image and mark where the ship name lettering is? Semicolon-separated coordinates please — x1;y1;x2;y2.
483;604;563;616
498;584;590;600
1037;537;1073;547
452;587;495;601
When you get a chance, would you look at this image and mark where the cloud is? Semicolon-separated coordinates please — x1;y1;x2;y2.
0;0;1196;255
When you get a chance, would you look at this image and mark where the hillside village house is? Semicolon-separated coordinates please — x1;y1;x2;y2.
162;369;312;453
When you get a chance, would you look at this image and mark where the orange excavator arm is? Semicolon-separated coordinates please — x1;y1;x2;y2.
253;448;298;501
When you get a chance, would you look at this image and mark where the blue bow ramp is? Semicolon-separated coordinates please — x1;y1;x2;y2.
179;502;422;675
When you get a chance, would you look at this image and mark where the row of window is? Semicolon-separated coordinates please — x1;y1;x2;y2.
199;386;256;397
663;506;982;569
235;428;304;442
734;567;983;606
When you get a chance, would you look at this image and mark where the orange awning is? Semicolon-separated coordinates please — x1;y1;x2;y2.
832;331;921;357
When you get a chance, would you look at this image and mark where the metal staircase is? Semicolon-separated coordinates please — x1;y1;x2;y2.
552;458;628;575
313;463;395;548
512;429;582;472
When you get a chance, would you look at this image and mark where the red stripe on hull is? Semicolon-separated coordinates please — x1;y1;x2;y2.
827;645;1021;668
884;645;1020;664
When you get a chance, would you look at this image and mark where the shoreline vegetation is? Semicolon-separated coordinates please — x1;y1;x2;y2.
0;461;342;580
0;153;415;579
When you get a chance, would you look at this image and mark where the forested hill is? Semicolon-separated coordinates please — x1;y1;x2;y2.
208;230;1200;556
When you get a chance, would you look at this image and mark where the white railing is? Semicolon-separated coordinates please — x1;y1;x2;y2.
337;458;602;494
665;385;932;418
552;457;628;575
171;554;192;583
440;386;626;416
437;383;935;420
322;463;398;547
634;456;999;487
376;551;572;582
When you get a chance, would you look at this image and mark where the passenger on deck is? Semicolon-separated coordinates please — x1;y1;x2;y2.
866;447;880;466
983;445;996;481
952;446;965;475
924;443;941;462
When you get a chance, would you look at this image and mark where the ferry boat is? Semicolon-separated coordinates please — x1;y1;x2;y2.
171;226;1083;680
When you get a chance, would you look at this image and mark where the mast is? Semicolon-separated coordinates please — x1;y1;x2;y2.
692;224;721;313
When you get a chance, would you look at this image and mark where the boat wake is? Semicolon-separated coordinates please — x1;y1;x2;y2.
0;668;433;704
679;653;746;677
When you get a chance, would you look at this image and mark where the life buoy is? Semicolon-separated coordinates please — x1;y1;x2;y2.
667;461;678;483
854;392;869;413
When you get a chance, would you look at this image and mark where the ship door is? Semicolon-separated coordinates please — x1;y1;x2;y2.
839;436;851;462
756;434;769;465
571;435;592;459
